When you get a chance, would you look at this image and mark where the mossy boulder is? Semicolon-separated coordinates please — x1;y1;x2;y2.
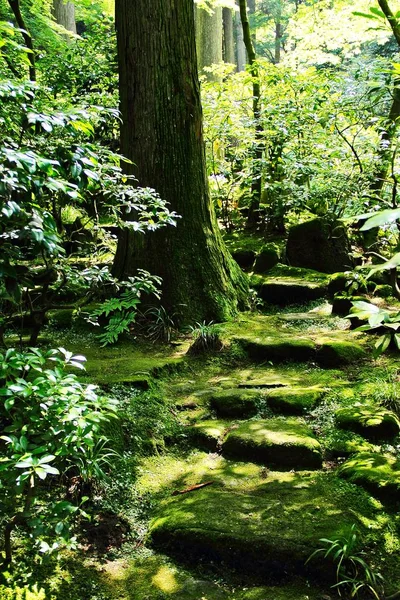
253;244;280;274
150;472;380;580
209;389;261;418
316;340;366;367
231;250;256;271
222;418;322;469
238;336;316;363
374;284;393;299
328;272;354;298
338;452;400;501
266;386;324;414
286;218;353;274
336;404;400;440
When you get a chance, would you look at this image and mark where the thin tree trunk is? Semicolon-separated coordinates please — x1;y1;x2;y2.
53;0;77;34
275;20;282;63
6;0;35;81
223;7;235;64
113;0;248;323
234;6;246;71
239;0;263;229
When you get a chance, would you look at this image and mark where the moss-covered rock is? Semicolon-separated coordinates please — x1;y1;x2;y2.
286;218;353;274
338;452;400;501
209;389;261;418
331;294;366;317
222;418;322;469
316;340;366;367
266;386;324;414
254;278;328;306
328;272;354;298
253;244;280;274
374;284;393;299
238;336;316;363
231;250;256;271
150;472;381;580
336;403;400;440
191;420;229;452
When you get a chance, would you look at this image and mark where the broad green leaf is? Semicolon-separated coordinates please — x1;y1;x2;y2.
360;209;400;231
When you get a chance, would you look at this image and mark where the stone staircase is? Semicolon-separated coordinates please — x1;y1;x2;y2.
146;289;400;596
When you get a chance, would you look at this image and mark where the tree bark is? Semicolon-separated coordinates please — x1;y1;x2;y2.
234;6;247;71
113;0;248;323
223;7;235;64
274;20;282;63
52;0;77;34
239;0;264;229
195;4;223;81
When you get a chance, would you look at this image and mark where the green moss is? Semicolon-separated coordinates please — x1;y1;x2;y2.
374;284;393;299
252;276;328;306
266;386;324;414
338;452;400;501
209;388;261;417
316;340;366;367
191;420;229;451
324;428;377;458
336;403;400;440
238;336;316;363
222;418;322;469
149;472;383;580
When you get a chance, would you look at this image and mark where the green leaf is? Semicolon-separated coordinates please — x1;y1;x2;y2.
360;209;400;231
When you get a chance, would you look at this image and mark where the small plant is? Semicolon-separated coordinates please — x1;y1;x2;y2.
306;524;384;599
186;321;223;356
346;300;400;357
88;270;161;345
141;305;181;343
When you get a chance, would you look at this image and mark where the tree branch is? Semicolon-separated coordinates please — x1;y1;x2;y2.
6;0;36;81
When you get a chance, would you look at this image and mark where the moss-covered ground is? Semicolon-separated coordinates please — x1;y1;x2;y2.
3;287;400;599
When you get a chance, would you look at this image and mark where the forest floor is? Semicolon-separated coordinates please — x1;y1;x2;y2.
3;265;400;600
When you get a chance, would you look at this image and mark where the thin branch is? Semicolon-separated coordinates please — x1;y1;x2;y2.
334;124;364;173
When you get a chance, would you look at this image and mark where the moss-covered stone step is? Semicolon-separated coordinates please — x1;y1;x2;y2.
208;386;323;417
209;389;262;418
336;404;400;441
338;452;400;501
266;386;324;414
236;334;366;367
191;420;229;452
149;472;382;580
252;276;328;306
222;418;322;469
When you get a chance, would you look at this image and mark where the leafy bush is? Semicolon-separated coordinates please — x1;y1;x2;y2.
347;300;400;357
0;347;118;563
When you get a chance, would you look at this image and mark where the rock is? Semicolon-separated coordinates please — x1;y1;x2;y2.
336;404;400;440
238;336;316;363
150;471;380;579
255;278;328;306
222;418;322;469
253;244;280;274
338;452;400;501
231;250;256;270
209;389;261;418
374;284;393;299
286;218;353;274
191;420;228;452
331;295;366;317
266;386;324;414
316;340;366;367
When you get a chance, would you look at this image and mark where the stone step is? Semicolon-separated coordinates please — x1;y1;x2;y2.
338;451;400;501
208;386;324;418
251;265;329;306
192;417;322;470
236;335;366;367
150;470;381;581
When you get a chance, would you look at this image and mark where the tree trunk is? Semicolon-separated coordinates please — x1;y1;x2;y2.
234;6;246;71
53;0;76;34
113;0;248;323
239;0;264;229
274;20;282;63
195;5;223;81
371;83;400;197
223;7;235;64
6;0;35;80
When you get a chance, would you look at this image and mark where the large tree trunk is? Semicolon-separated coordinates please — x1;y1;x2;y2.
195;5;223;81
53;0;76;34
113;0;248;323
223;7;235;64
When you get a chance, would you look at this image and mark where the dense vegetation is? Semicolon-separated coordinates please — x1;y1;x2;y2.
1;0;400;598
